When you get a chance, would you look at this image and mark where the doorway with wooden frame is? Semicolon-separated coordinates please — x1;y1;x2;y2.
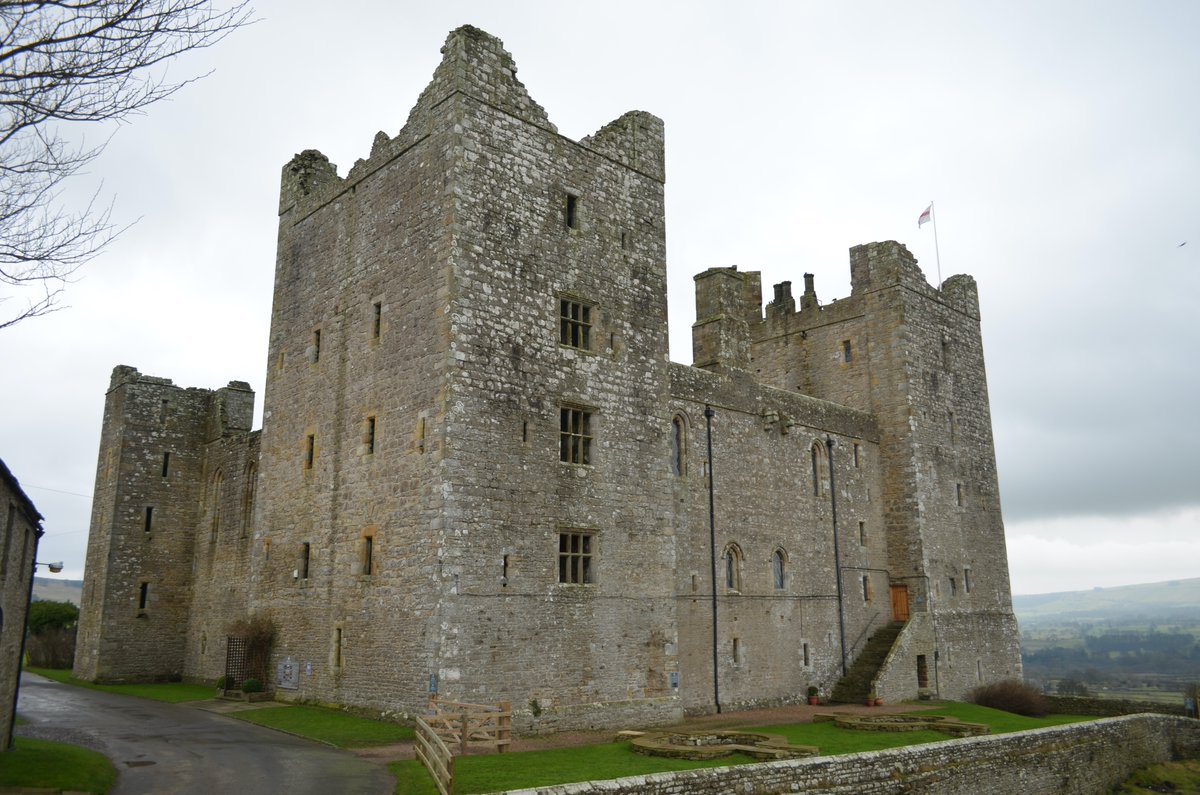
890;583;909;622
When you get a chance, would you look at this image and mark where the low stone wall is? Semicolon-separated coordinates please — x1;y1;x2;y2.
502;714;1200;795
1044;694;1187;718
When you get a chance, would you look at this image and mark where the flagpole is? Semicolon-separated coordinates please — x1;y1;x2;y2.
930;200;943;288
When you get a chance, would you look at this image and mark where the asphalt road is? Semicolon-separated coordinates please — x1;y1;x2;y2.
15;673;394;795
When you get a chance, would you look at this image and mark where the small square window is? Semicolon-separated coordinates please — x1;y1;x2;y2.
559;407;592;465
558;531;594;584
559;298;593;350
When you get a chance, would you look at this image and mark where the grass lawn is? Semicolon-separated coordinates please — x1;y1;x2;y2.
390;743;760;795
0;736;117;794
1115;758;1200;793
743;702;1093;753
231;705;414;747
27;666;217;703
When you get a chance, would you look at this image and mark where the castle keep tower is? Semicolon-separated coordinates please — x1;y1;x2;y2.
75;25;1020;726
249;25;678;726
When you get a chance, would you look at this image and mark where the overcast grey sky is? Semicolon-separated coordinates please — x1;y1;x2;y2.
3;1;1197;595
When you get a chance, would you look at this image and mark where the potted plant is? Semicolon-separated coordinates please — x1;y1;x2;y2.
806;686;819;706
867;691;877;706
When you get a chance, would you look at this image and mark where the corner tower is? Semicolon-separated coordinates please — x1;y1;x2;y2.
75;366;254;682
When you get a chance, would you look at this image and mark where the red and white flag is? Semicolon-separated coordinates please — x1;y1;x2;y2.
918;204;932;228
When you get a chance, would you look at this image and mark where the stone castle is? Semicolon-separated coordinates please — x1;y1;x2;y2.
74;26;1021;730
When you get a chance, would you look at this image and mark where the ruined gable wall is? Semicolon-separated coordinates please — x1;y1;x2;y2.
182;427;260;682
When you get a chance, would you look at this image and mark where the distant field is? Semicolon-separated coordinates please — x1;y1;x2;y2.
31;578;83;606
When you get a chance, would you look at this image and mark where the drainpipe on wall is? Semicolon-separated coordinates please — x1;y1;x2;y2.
704;404;721;714
826;436;848;677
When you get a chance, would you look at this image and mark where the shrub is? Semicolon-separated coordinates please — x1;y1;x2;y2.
969;679;1049;717
215;675;229;689
241;678;262;693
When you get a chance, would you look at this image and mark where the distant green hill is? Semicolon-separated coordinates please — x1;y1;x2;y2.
1013;577;1200;625
31;577;83;606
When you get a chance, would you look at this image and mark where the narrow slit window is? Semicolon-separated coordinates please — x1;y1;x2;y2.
305;435;315;469
670;416;685;476
803;642;810;667
334;627;344;669
772;549;785;590
144;506;154;533
732;637;741;664
372;302;382;340
301;542;310;579
363;535;374;576
853;443;861;468
161;452;171;478
501;554;509;586
859;521;867;545
949;577;957;596
862;574;872;602
842;339;853;363
956;483;964;506
365;416;376;455
138;582;149;610
312;329;321;363
565;193;579;229
964;567;972;593
559;298;593;350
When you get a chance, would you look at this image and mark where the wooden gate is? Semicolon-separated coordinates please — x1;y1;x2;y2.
890;584;909;622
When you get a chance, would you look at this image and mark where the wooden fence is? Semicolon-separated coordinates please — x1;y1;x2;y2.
426;697;513;756
415;716;454;795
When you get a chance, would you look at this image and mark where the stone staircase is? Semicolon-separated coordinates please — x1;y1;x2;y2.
830;621;904;704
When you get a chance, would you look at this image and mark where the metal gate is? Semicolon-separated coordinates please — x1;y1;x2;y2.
224;636;249;689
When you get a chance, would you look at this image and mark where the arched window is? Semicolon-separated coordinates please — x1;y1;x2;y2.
241;462;257;538
670;415;686;476
771;549;786;590
810;441;828;497
723;543;743;592
208;470;224;542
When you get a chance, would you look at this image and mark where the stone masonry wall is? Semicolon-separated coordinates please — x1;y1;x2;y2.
669;364;887;712
434;30;679;727
1;458;42;750
503;714;1200;795
76;367;249;682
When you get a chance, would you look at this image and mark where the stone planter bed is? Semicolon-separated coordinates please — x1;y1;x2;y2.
813;712;988;736
627;729;818;761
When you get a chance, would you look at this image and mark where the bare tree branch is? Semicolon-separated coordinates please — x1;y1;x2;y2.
0;0;252;328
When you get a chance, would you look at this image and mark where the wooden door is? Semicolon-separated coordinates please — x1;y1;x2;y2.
890;584;909;622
